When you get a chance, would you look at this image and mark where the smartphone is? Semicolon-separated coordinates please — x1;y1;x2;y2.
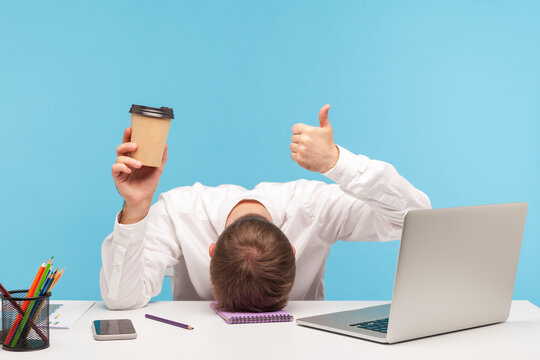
92;319;137;341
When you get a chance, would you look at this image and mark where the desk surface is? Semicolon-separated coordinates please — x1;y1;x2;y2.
2;300;540;360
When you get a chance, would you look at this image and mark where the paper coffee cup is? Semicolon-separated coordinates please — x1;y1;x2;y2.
129;104;174;167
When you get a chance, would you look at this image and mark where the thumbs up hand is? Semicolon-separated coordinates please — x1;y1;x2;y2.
290;104;340;173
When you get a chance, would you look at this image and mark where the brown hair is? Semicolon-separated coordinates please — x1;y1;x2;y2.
210;215;296;312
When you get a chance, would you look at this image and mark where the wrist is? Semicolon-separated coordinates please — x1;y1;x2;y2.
322;145;340;173
120;199;152;224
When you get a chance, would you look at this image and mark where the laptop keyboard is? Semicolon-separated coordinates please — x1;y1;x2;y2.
349;318;389;333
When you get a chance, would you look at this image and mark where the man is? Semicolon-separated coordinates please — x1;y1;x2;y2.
100;105;431;311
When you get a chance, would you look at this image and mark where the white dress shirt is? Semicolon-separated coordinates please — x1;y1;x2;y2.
100;145;431;309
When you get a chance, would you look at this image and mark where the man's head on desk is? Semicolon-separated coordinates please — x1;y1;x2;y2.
209;213;296;313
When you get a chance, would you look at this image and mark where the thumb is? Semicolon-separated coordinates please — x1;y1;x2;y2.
319;104;331;128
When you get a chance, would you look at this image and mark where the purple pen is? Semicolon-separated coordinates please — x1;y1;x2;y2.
145;314;194;330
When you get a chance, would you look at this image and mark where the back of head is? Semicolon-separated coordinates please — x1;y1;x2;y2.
210;215;296;312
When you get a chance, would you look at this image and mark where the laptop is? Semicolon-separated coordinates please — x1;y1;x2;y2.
297;202;528;343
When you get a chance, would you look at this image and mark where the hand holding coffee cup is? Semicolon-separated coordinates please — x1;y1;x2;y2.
111;104;174;224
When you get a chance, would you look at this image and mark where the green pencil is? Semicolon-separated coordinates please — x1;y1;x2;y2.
9;257;53;348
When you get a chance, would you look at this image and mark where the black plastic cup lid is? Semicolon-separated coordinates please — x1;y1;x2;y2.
129;104;174;119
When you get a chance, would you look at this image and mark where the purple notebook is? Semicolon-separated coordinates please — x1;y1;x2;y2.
210;302;294;324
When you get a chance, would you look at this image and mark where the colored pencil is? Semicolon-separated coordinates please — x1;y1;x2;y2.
0;283;48;343
27;263;46;297
3;262;46;346
49;269;63;293
48;267;59;288
3;259;64;348
21;268;60;339
22;266;65;340
9;257;53;348
145;314;194;330
40;272;54;296
36;257;54;294
50;268;64;289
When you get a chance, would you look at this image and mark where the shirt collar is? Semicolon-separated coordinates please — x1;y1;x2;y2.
214;188;284;236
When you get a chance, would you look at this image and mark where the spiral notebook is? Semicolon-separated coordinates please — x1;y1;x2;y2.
210;302;294;324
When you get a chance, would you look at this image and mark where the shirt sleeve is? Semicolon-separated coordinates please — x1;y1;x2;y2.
100;196;181;310
313;145;431;243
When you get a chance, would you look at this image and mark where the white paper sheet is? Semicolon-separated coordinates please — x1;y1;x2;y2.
49;300;95;329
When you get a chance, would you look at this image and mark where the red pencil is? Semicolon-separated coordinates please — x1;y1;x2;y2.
3;262;46;346
27;262;46;297
0;282;48;343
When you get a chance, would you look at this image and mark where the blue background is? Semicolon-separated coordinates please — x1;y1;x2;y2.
1;1;538;305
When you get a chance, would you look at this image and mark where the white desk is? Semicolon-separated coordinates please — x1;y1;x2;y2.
2;300;540;360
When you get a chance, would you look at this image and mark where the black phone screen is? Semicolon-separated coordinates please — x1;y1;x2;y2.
93;319;136;335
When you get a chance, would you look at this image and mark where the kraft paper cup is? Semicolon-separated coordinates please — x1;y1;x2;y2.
129;104;174;167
